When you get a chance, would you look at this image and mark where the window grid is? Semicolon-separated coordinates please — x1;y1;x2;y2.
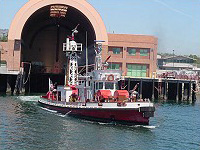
128;48;136;56
112;47;121;54
140;49;149;56
108;63;120;70
127;64;147;77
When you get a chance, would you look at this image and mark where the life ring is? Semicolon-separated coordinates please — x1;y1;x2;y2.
107;74;114;81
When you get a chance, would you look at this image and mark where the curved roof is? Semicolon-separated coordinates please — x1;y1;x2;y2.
8;0;108;45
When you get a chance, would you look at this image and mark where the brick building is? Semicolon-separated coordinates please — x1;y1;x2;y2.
105;34;157;77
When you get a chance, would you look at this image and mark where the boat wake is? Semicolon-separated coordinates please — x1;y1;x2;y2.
17;96;40;102
56;113;67;118
40;107;58;113
97;122;115;125
39;107;68;118
81;120;156;128
134;125;157;129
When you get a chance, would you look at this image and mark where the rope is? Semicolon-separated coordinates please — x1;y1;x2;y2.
23;63;31;85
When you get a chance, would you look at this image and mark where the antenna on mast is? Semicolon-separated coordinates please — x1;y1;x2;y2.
94;40;105;70
71;24;80;39
63;25;82;86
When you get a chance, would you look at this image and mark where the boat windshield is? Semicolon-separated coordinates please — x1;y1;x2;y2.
99;82;103;89
105;82;114;90
115;83;119;90
96;82;103;90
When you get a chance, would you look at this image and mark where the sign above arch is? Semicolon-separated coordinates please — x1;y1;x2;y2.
8;0;108;45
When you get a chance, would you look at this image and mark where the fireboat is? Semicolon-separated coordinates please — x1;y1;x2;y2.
38;26;155;125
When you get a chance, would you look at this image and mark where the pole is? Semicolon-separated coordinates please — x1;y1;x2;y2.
56;25;60;62
173;50;175;67
140;79;143;99
0;45;1;67
86;31;88;86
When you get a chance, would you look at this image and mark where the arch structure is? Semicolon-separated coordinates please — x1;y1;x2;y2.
7;0;108;72
8;0;108;45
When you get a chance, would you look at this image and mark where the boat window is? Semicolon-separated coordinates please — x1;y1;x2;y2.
58;92;61;101
90;82;93;90
96;82;99;90
99;82;103;89
105;82;114;89
115;83;119;90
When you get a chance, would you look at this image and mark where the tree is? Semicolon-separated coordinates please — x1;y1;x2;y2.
0;35;8;42
189;54;200;64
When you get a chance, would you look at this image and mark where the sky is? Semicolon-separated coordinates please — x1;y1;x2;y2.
0;0;200;55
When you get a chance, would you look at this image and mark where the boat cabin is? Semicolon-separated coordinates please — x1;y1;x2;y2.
77;70;123;102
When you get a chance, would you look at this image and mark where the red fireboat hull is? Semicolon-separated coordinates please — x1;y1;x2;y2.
38;100;151;125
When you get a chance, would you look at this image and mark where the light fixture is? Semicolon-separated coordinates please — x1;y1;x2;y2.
50;5;68;18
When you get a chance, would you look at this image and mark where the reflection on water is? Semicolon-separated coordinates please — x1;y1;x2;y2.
0;96;200;150
154;98;196;105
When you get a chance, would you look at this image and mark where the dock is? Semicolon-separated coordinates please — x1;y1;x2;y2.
124;77;197;102
0;71;197;102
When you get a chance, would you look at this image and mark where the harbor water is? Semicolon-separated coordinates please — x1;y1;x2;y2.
0;95;200;150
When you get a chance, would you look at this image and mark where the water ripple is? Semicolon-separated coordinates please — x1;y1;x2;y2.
0;96;200;150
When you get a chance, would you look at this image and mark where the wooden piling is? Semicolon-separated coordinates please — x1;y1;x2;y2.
176;81;179;102
164;80;168;100
0;74;7;93
152;79;155;100
192;83;196;102
181;83;184;101
188;81;192;101
123;77;197;102
158;78;162;99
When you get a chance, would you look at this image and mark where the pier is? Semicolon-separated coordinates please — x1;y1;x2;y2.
123;77;197;102
0;72;197;102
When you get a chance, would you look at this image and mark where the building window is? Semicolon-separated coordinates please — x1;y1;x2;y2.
112;48;121;54
108;63;120;70
127;64;147;77
128;48;136;56
140;49;148;56
0;60;7;66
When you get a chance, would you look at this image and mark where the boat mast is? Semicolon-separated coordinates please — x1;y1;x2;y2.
94;41;105;70
86;31;88;86
63;25;82;86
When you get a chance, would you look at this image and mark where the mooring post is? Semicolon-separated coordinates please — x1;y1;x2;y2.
181;83;184;101
152;79;155;100
188;81;192;102
164;80;168;100
158;78;162;99
0;74;7;94
176;81;179;102
192;83;196;102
